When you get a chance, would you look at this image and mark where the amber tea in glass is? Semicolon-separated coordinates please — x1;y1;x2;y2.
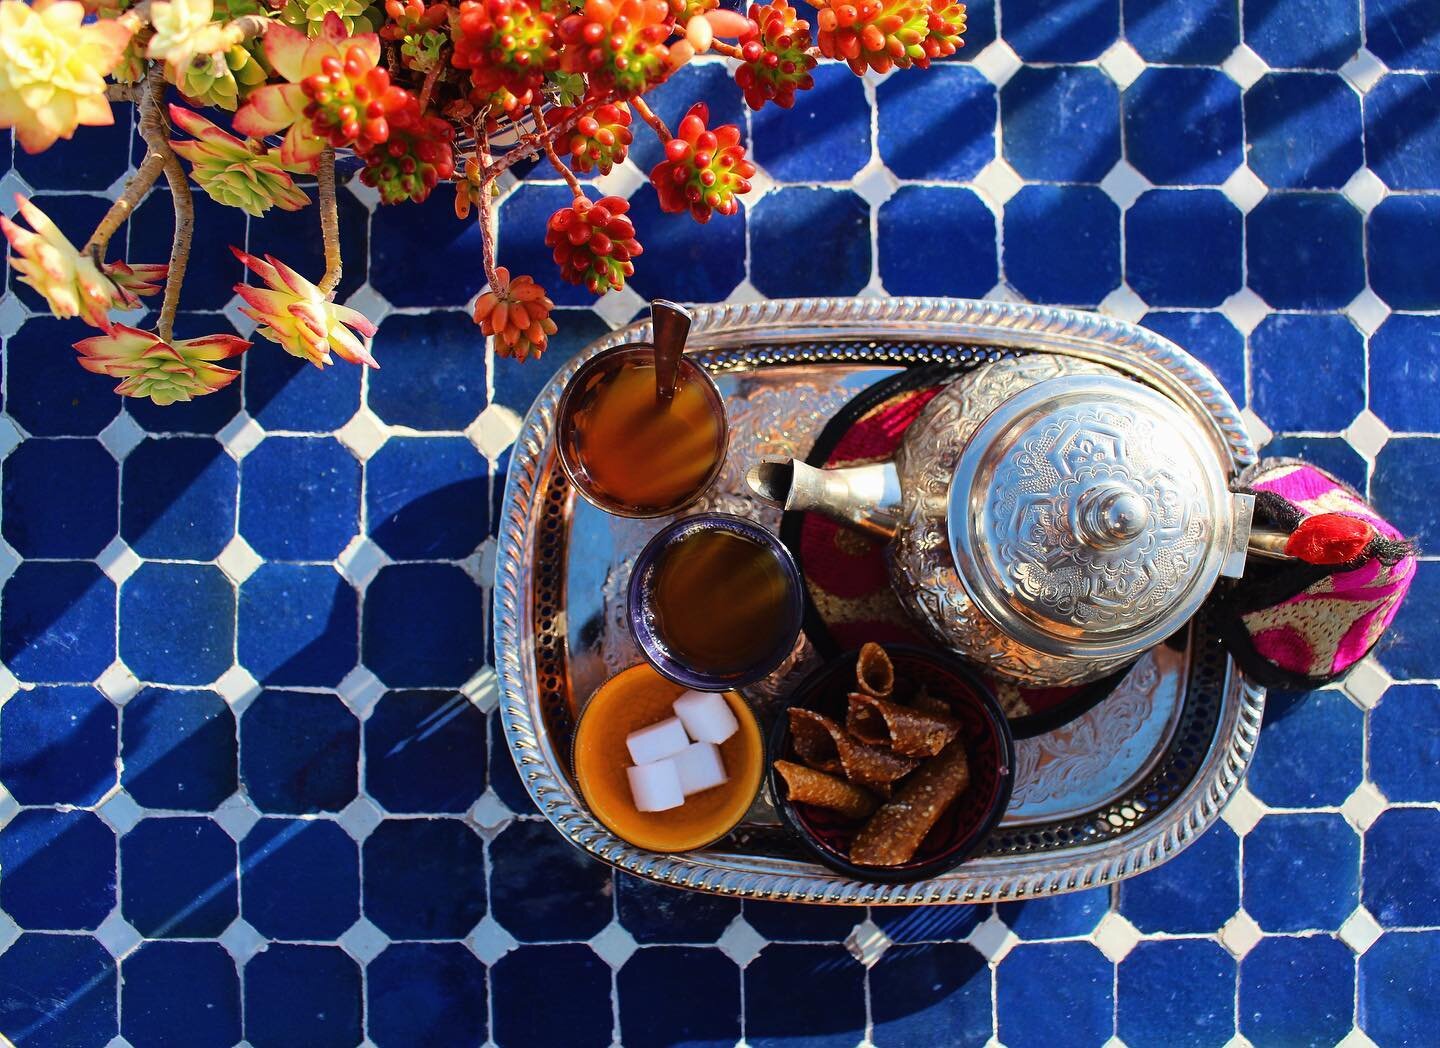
557;345;727;517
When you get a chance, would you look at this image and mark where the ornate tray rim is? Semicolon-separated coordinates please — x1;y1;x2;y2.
494;297;1267;904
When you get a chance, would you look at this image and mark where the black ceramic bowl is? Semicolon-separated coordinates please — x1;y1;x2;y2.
769;645;1015;883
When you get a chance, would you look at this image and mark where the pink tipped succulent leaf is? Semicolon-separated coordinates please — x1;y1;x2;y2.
102;260;169;302
169;104;311;215
1;193;125;329
230;246;379;368
72;324;251;405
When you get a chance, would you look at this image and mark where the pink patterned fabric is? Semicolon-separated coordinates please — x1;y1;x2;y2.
1242;463;1414;681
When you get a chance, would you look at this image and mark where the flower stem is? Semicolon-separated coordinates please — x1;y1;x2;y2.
86;93;167;262
317;148;343;298
484;105;594;180
532;103;584;200
632;96;671;144
473;139;503;293
710;40;744;59
138;65;190;343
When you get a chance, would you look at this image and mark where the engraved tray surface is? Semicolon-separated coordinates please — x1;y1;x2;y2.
494;298;1268;904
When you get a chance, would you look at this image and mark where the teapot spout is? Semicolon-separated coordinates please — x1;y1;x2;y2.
745;458;902;539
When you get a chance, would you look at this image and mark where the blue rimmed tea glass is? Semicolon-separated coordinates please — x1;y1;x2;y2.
628;514;805;691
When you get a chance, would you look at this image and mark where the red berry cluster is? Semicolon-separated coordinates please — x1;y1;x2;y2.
450;0;559;111
554;102;634;175
301;46;412;151
815;0;962;75
735;0;817;110
359;97;457;204
556;0;674;99
473;266;559;361
649;102;755;223
545;194;643;293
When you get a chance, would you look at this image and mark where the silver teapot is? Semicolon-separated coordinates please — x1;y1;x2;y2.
746;355;1280;687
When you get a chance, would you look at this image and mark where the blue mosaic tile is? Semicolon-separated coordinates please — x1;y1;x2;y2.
1377;562;1440;680
1124;68;1242;186
1247;192;1365;308
121;436;236;559
121;687;236;811
997;941;1113;1048
120;816;238;938
1244;813;1359;932
362;564;487;688
239;436;360;561
2;439;117;557
625;183;747;303
624;63;747;175
245;186;368;304
496;183;610;309
367;311;490;430
0;684;117;805
870;942;990;1047
1360;932;1440;1045
754;64;869;182
119;563;234;686
1243;0;1360;69
121;941;241;1048
1249;688;1363;807
1119;821;1240;933
1373;438;1440;549
244;944;362;1048
1245;73;1363;189
1370;314;1440;432
129;190;248;310
1260;434;1367;492
241;689;358;814
363;818;486;939
491;944;612;1048
871;904;987;945
365;690;487;814
955;0;996;53
487;709;540;816
1241;934;1355;1048
998;887;1110;939
1139;310;1245;399
615;872;739;944
1371;683;1440;803
1369;194;1440;309
876;65;996;182
0;933;117;1048
1001;66;1120;183
1118;940;1235;1048
618;946;741;1048
1002;185;1120;305
877;187;997;297
490;819;610;942
5;318;122;437
2;562;115;683
750;188;871;299
488;308;612;418
244;348;363;434
1364;74;1440;191
1365;0;1440;71
0;809;114;931
1250;314;1365;433
367;436;490;560
371;191;482;309
1125;188;1242;306
13;108;132;191
240;817;359;940
744;899;863;942
1124;0;1239;64
745;943;865;1048
368;942;488;1048
1364;807;1440;928
1002;0;1119;61
237;564;358;688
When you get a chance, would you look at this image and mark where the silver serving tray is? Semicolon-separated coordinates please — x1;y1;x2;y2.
494;298;1267;904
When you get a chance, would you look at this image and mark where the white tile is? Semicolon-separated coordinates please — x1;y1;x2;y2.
1099;160;1153;210
462;665;501;713
335;407;390;462
0;666;18;705
213;792;262;841
1220;166;1269;214
1221;45;1270;90
98;411;145;460
1342;169;1389;215
467;403;524;461
973;158;1024;208
1218;911;1263;959
96;659;141;704
1339;906;1384;955
588;921;639;969
96;537;141;585
1221;288;1271;335
1098;41;1146;89
466;914;518;965
1343;409;1391;460
1091;911;1141;963
0;911;18;954
1340;49;1388;94
0;537;18;585
1344;289;1391;337
0;292;27;338
335;536;391;589
219;917;267;963
0;417;22;463
966;912;1017;963
339;917;392;964
96;787;144;834
0;172;34;215
1342;657;1392;710
592;159;646;201
724;278;766;305
845;919;893;968
337;796;384;840
1337;1029;1380;1048
345;176;382;211
95;909;143;959
338;665;386;717
851;159;899;207
1240;407;1274;450
214;665;261;713
1341;782;1388;832
972;40;1022;87
216;535;262;585
1220;783;1266;836
0;784;17;831
1100;285;1149;324
223;293;258;339
217;412;265;461
468;788;513;830
715;915;768;967
590;283;646;329
344;283;393;327
105;1037;135;1048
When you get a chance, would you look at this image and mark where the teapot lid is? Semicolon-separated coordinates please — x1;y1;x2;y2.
947;374;1236;662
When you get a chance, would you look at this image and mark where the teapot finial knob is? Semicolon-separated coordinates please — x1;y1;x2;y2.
1075;485;1149;549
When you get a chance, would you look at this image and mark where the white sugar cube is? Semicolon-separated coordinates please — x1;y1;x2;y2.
627;759;685;813
673;690;740;744
625;717;690;766
672;742;728;796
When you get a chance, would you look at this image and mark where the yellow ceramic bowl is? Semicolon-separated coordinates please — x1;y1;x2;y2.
573;663;764;853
